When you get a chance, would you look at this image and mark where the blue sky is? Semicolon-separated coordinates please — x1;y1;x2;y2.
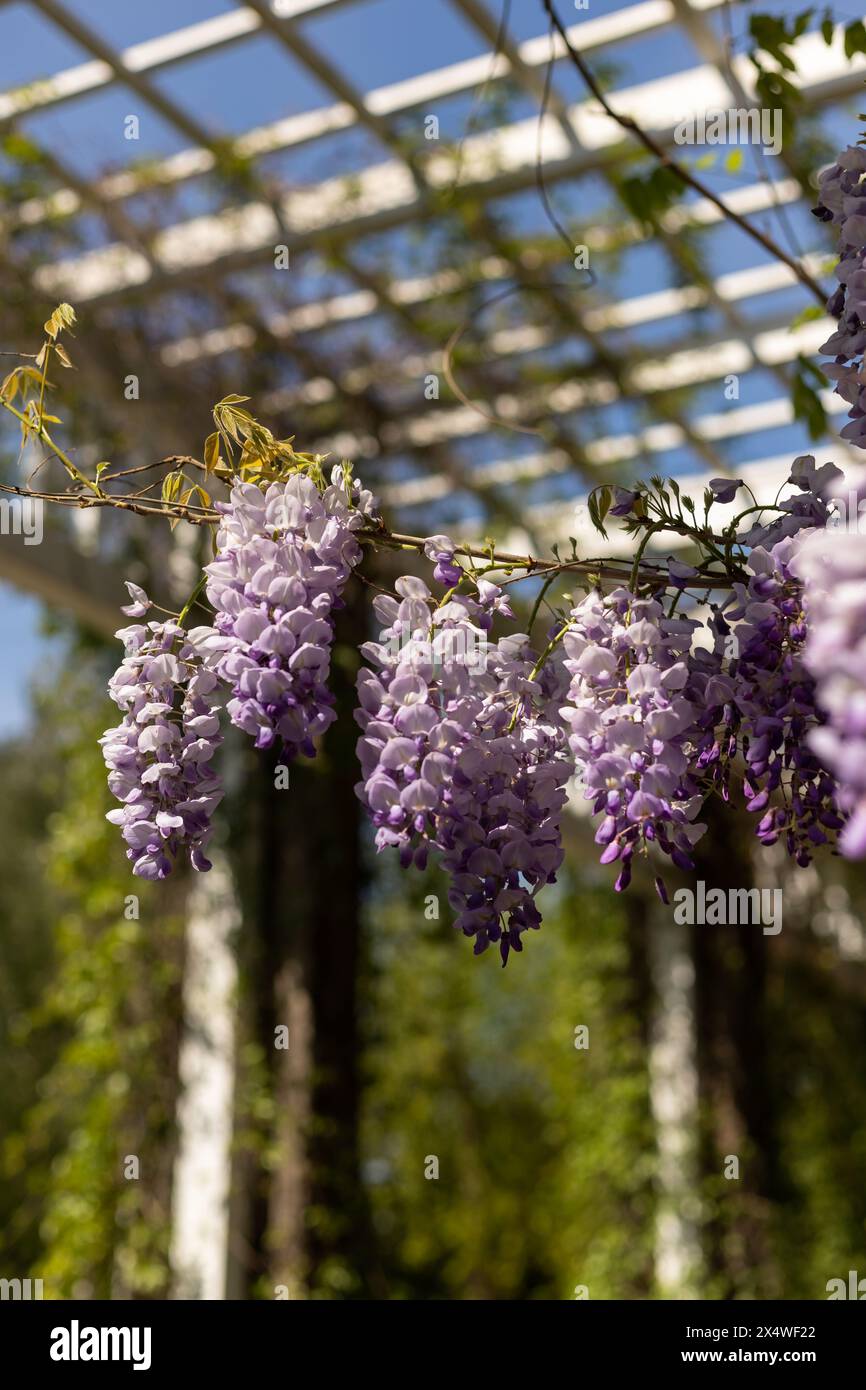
0;586;52;736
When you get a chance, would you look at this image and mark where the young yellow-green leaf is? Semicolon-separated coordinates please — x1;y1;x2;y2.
790;304;825;330
43;302;76;341
54;342;74;369
167;476;193;530
1;369;20;403
588;491;607;539
5;364;43;409
177;476;213;512
203;431;221;473
215;408;244;447
162;470;183;504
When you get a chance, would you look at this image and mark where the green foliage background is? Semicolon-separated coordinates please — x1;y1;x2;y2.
1;657;184;1298
1;637;864;1300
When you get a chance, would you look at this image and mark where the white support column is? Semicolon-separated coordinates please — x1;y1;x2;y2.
649;911;700;1298
169;859;239;1301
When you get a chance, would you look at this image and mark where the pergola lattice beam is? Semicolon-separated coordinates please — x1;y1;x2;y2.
31;0;220;149
0;0;852;539
0;0;698;124
296;315;834;464
30;31;860;307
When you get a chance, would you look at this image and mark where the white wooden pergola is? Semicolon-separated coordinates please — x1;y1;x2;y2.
1;0;863;594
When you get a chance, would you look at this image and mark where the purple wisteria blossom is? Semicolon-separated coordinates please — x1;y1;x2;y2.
559;587;707;899
194;469;377;758
813;145;866;448
355;568;571;964
739;456;842;549
696;539;844;865
708;477;745;504
423;533;463;588
610;487;641;516
795;472;866;857
100;596;224;880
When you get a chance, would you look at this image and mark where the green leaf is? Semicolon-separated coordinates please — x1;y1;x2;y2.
750;14;786;47
844;19;866;57
587;490;610;539
791;355;828;440
790;304;825;329
618;164;682;231
793;8;814;39
798;353;828;387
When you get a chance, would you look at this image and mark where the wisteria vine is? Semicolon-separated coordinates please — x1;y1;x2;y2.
3;142;866;963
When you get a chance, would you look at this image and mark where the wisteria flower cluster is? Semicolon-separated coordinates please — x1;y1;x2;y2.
97;437;866;956
354;567;572;964
192;469;376;758
814;145;866;449
795;471;866;858
559;587;707;901
102;465;375;879
100;590;224;880
556;457;857;894
698;539;844;868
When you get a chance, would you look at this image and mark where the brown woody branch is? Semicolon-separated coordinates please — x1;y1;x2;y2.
0;478;739;592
